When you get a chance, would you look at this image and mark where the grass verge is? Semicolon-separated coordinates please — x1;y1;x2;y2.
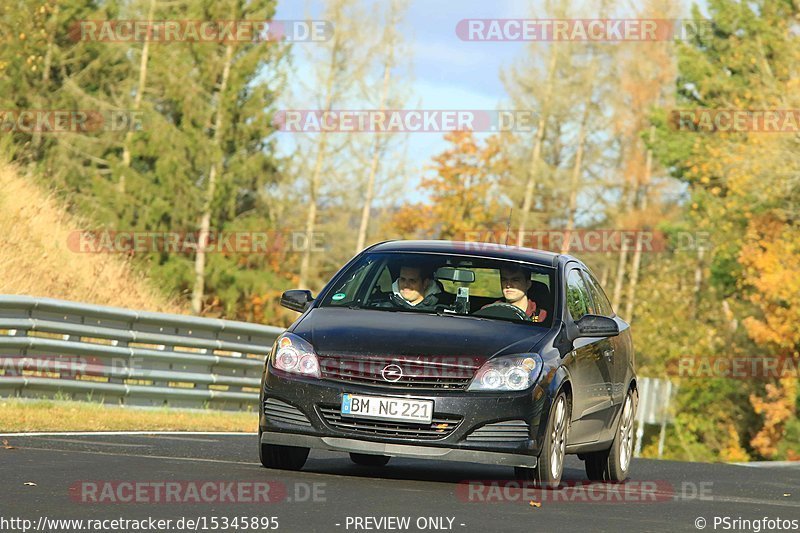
0;399;257;433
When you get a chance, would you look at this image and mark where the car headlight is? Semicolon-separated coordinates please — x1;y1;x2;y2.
271;333;320;378
468;354;543;391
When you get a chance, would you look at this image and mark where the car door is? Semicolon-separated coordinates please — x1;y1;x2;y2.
564;266;615;444
582;269;628;408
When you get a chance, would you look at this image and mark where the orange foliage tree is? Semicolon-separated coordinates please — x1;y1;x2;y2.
739;215;800;458
387;131;509;239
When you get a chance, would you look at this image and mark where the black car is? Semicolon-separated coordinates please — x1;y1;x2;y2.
259;240;637;485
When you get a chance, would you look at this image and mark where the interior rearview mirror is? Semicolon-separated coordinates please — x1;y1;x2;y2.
435;267;476;283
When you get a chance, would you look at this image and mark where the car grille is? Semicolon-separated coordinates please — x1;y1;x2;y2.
318;354;479;390
465;420;530;442
263;398;312;428
318;405;462;440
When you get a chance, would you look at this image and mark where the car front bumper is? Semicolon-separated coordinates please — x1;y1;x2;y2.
259;431;538;468
259;368;550;468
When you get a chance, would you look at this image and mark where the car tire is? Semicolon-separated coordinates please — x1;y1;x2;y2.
349;453;391;467
258;430;309;471
515;391;569;488
584;388;637;482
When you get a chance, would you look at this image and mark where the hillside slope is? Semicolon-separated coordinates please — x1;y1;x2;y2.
0;163;182;313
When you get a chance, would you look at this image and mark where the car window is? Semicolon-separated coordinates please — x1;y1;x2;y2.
438;268;502;298
583;270;614;317
566;269;593;321
374;264;393;292
531;272;550;290
318;252;555;326
439;269;550;298
324;257;378;306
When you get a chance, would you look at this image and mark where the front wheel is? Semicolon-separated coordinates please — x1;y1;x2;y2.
515;391;569;488
584;388;637;481
259;430;309;471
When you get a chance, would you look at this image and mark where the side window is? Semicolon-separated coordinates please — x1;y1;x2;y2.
583;270;614;317
375;266;393;293
325;259;375;306
566;269;593;321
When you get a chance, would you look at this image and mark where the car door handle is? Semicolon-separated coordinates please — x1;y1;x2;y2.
603;349;614;361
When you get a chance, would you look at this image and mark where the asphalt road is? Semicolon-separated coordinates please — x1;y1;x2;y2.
0;433;798;533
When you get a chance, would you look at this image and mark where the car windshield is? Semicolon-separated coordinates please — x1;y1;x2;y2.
319;252;555;326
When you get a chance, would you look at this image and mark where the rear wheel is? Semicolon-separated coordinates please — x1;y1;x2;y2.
515;391;569;488
259;430;309;471
584;388;637;481
349;453;390;467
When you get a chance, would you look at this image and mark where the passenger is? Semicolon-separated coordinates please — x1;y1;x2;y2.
489;265;548;322
383;264;442;311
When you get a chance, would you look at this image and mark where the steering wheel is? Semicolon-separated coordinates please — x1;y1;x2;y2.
471;302;530;321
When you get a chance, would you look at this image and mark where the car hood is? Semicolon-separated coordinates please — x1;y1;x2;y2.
292;308;548;362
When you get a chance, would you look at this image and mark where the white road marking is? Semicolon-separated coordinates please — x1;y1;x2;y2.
11;445;261;466
0;431;256;437
138;435;221;442
733;461;800;469
32;437;150;448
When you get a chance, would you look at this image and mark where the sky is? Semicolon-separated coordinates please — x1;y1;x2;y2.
272;0;702;202
272;0;533;187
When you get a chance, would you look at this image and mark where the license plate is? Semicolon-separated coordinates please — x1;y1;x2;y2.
341;393;433;424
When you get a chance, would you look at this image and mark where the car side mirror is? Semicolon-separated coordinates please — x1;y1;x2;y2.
280;290;314;313
571;314;619;339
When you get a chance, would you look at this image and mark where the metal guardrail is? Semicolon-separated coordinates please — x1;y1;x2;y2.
0;295;284;410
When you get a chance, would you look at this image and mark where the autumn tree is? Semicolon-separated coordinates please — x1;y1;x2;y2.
386;131;508;240
651;0;800;459
353;0;409;253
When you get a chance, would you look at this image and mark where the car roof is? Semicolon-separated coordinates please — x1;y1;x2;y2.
366;240;574;269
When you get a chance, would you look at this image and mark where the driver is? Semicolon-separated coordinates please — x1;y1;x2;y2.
379;264;442;311
486;265;548;322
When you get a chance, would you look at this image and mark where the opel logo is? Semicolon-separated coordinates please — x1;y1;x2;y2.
381;364;403;382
